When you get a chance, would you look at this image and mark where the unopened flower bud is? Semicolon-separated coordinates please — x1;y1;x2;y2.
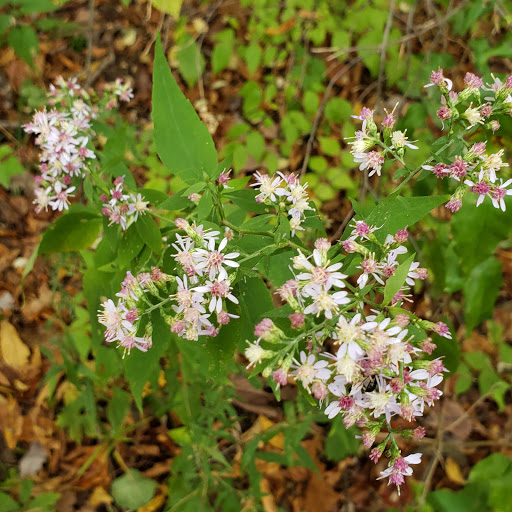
175;218;189;230
188;193;201;204
273;368;288;387
311;380;328;400
289;312;305;329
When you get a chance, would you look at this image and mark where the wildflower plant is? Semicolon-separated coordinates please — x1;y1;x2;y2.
27;35;512;500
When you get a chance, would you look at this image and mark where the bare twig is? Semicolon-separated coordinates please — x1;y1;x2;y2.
420;382;448;504
330;207;354;242
299;57;362;178
444;388;494;432
311;1;468;61
375;0;396;115
82;0;95;80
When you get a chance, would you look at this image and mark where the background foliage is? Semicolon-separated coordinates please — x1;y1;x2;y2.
1;0;512;511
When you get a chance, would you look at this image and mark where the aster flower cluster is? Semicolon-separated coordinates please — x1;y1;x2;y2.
251;171;314;236
98;267;171;358
101;175;149;231
23;76;133;214
244;233;451;493
423;68;512;212
348;105;418;178
342;221;430;304
98;219;241;352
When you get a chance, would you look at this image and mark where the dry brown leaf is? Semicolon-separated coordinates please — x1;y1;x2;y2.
445;457;466;485
0;320;30;369
265;18;295;36
0;395;23;449
260;478;278;512
21;284;53;322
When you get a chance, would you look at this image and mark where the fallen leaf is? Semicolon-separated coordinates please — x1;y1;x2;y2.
88;486;113;507
137;489;167;512
19;441;47;477
265;18;295;36
0;395;23;449
445;457;465;485
0;320;30;368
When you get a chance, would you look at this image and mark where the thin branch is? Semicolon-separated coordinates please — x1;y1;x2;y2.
330;207;354;242
420;382;448;504
299;57;361;178
310;1;468;61
375;0;396;115
83;0;95;79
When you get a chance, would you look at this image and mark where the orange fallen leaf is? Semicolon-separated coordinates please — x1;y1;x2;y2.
265;19;295;36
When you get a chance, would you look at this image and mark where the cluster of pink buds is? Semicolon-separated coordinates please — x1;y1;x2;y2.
24;76;133;214
251;171;314;236
423;68;512;212
348;105;418;177
101;175;149;231
244;234;451;492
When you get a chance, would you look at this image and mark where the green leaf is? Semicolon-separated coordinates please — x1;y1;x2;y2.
0;147;24;188
463;257;502;333
135;214;162;254
303;91;319;116
224;189;267;213
246;131;265;161
383;253;415;305
111;469;157;510
123;312;169;411
118;223;144;267
325;416;360;462
8;25;38;67
203;304;240;381
212;29;234;73
468;453;512;483
0;15;10;35
452;198;512;272
244;43;262;75
19;0;58;14
27;493;60;509
151;0;183;17
152;35;218;184
107;388;131;434
0;492;19;512
362;195;448;243
238;277;274;344
319;136;341;156
177;33;205;87
454;363;473;395
39;210;101;254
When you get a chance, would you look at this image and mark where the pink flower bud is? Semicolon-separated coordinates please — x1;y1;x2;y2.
314;238;331;253
394;229;408;243
289;312;305;329
312;381;328;400
273;368;288;387
412;427;426;439
394;313;410;328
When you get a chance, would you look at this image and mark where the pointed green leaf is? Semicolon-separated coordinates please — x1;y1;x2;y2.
383;253;415;305
152;35;218;183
